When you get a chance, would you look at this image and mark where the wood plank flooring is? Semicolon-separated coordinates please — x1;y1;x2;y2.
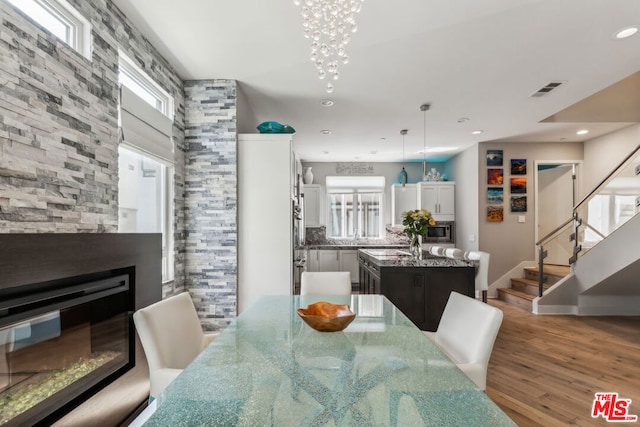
486;299;640;426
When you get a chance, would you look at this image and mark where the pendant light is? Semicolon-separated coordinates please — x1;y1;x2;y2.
420;103;430;180
400;129;408;187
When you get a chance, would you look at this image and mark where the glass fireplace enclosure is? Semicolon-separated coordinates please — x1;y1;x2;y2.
0;271;134;426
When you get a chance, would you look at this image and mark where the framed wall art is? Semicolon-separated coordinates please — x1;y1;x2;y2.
487;187;503;204
511;159;526;175
488;168;504;185
510;195;527;212
487;205;503;222
510;177;526;193
486;150;503;166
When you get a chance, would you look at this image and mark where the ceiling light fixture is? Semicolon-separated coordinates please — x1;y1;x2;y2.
320;129;332;134
576;129;589;135
472;130;483;135
615;26;639;39
320;99;334;106
420;103;430;180
293;0;364;93
400;129;408;187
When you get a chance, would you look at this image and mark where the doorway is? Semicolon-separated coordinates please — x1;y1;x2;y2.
535;161;581;265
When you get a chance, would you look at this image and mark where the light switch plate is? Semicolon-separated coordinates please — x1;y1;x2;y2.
518;215;526;223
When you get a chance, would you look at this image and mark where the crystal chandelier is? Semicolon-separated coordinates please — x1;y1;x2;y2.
293;0;365;93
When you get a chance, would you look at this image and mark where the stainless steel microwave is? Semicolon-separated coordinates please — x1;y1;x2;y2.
424;221;454;244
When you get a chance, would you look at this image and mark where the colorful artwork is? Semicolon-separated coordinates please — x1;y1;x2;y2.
488;168;504;185
510;177;527;193
487;187;503;204
487;205;503;222
511;159;527;175
511;195;527;212
486;150;503;166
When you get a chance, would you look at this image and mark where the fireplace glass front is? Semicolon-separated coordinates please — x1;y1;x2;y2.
0;272;133;426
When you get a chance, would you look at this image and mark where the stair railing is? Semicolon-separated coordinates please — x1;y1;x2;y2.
535;143;640;298
535;217;574;297
572;143;640;263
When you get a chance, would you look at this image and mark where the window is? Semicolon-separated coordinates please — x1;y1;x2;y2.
118;55;175;282
326;176;385;239
119;51;173;119
6;0;92;59
118;146;174;281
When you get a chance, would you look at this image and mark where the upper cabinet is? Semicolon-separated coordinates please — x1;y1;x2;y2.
302;184;321;227
391;184;417;227
418;182;455;221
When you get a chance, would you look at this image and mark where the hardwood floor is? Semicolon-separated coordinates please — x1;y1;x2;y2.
486;299;640;426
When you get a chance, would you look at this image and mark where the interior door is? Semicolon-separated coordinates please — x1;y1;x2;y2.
537;163;578;265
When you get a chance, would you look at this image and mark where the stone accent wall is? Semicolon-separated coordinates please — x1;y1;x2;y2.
184;80;237;331
0;0;186;295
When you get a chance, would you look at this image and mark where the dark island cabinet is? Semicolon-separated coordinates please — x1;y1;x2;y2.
357;253;475;331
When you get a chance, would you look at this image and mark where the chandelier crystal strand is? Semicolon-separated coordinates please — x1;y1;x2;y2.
294;0;364;93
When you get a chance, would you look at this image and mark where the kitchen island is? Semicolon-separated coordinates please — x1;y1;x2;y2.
358;248;475;331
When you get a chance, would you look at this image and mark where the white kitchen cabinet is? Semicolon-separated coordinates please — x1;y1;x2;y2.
339;250;359;284
391;184;417;226
302;184;321;227
237;134;294;313
418;182;455;221
305;249;359;284
319;249;340;271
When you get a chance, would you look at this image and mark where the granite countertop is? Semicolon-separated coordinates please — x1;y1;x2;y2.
359;248;474;268
305;243;407;250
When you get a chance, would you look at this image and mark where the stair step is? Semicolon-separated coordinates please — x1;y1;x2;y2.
498;287;534;311
524;265;570;285
510;277;551;296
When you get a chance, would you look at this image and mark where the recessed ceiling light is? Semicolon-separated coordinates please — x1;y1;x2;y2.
320;99;334;107
576;129;589;135
457;117;469;123
320;129;332;135
380;137;386;141
471;130;483;135
614;26;639;39
321;150;329;154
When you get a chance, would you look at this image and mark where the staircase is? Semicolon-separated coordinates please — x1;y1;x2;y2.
497;265;570;311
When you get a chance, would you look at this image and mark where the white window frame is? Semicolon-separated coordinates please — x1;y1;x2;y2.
119;51;174;120
6;0;92;59
118;145;175;283
326;176;385;239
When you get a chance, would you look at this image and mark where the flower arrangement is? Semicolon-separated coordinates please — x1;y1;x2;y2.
401;208;436;240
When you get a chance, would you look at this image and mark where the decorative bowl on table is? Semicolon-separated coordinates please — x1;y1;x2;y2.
296;301;355;332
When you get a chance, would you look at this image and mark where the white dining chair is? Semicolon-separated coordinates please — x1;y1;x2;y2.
299;271;352;307
465;250;490;302
133;292;217;399
444;247;464;260
424;291;503;391
429;246;445;257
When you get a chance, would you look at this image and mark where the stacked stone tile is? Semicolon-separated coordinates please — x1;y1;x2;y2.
184;80;237;331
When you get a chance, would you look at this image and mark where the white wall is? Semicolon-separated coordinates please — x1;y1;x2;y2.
449;144;479;253
583;124;640;190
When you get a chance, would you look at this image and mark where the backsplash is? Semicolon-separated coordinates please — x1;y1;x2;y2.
305;226;409;246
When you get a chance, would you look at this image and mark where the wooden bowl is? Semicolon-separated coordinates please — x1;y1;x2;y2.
297;301;356;332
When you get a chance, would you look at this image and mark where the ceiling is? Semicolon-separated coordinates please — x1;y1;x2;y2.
110;0;640;162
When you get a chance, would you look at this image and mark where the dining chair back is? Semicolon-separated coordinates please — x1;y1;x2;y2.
465;250;490;302
133;292;217;399
426;291;503;391
300;271;351;295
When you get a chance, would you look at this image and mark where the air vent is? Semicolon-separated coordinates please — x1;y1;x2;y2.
530;81;564;97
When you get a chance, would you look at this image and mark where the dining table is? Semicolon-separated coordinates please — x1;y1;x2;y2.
133;294;516;426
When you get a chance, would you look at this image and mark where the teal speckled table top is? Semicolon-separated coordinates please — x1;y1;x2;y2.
142;295;515;426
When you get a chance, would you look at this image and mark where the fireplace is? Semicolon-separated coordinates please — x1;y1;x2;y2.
0;269;135;426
